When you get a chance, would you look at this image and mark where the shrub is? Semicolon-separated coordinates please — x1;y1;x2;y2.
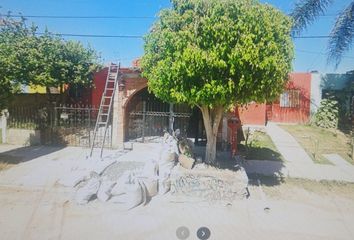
312;98;339;129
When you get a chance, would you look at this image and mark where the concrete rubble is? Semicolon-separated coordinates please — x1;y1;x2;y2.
170;163;249;204
61;131;248;208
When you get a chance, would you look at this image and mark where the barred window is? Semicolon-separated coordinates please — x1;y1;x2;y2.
280;90;300;108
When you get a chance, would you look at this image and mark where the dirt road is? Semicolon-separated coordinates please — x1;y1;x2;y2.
0;180;353;240
1;145;354;240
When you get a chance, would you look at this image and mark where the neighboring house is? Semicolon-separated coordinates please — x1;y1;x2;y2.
22;85;61;94
314;72;354;123
239;72;312;125
239;71;354;125
18;83;92;106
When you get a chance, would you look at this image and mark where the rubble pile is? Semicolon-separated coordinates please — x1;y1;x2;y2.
62;131;248;208
170;163;249;204
69;160;157;208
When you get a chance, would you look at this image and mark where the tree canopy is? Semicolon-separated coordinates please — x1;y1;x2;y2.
142;0;294;163
0;15;101;109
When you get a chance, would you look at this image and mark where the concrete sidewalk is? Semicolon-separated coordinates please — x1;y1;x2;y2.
0;144;130;188
263;123;354;183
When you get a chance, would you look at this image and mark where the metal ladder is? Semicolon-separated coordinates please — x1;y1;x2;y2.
90;63;120;158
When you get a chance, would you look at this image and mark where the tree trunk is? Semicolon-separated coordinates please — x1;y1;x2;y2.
199;105;224;165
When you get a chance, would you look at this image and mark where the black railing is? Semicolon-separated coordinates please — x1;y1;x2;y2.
8;105;50;130
7;104;111;147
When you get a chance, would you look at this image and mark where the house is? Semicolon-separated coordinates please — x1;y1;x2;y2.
91;63;353;148
314;72;354;124
239;71;354;126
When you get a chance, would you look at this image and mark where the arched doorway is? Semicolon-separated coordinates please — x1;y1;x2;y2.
124;88;205;142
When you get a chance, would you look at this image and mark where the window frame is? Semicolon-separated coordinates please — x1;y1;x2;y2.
279;89;300;108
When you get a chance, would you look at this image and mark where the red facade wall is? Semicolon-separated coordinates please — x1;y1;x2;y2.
269;73;311;123
237;73;312;125
122;70;148;107
92;67;108;108
239;103;267;125
91;67;148;108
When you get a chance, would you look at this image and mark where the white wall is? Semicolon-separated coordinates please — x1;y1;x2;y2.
310;73;322;116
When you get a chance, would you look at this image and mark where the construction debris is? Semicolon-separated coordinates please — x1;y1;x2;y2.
178;154;195;169
170;163;249;204
70;131;249;208
75;172;101;205
138;176;158;198
96;177;116;202
178;138;194;157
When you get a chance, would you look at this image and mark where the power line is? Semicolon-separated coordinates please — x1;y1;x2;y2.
293;35;330;39
2;14;338;40
36;32;143;39
6;14;156;19
296;49;354;59
5;13;339;19
36;32;332;39
307;45;327;71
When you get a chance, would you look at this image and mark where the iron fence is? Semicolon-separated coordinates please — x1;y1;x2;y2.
8;105;49;130
7;104;111;147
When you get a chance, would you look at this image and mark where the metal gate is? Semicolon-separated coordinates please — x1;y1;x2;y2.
127;89;192;142
44;105;112;147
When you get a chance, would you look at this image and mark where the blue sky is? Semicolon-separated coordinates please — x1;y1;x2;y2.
1;0;353;73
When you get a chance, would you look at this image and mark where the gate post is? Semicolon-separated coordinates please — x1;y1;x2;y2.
54;104;58;127
1;110;8;144
169;103;174;133
50;102;56;145
88;107;91;147
112;86;124;149
142;101;146;143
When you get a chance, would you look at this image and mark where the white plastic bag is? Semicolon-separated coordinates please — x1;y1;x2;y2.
141;160;158;177
97;179;116;202
159;149;177;164
111;171;132;196
138;177;158;198
109;180;143;209
158;177;171;195
75;173;101;205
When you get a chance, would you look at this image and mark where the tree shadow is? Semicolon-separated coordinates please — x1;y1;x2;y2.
240;146;284;162
247;174;285;187
0;145;65;166
336;123;352;136
192;146;285;186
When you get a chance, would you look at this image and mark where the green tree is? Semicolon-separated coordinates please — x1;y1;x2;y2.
142;0;294;164
291;0;354;67
0;16;33;109
0;16;101;108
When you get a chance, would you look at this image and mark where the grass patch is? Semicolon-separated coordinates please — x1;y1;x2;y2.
240;130;283;161
0;162;11;171
280;124;353;165
0;154;23;172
